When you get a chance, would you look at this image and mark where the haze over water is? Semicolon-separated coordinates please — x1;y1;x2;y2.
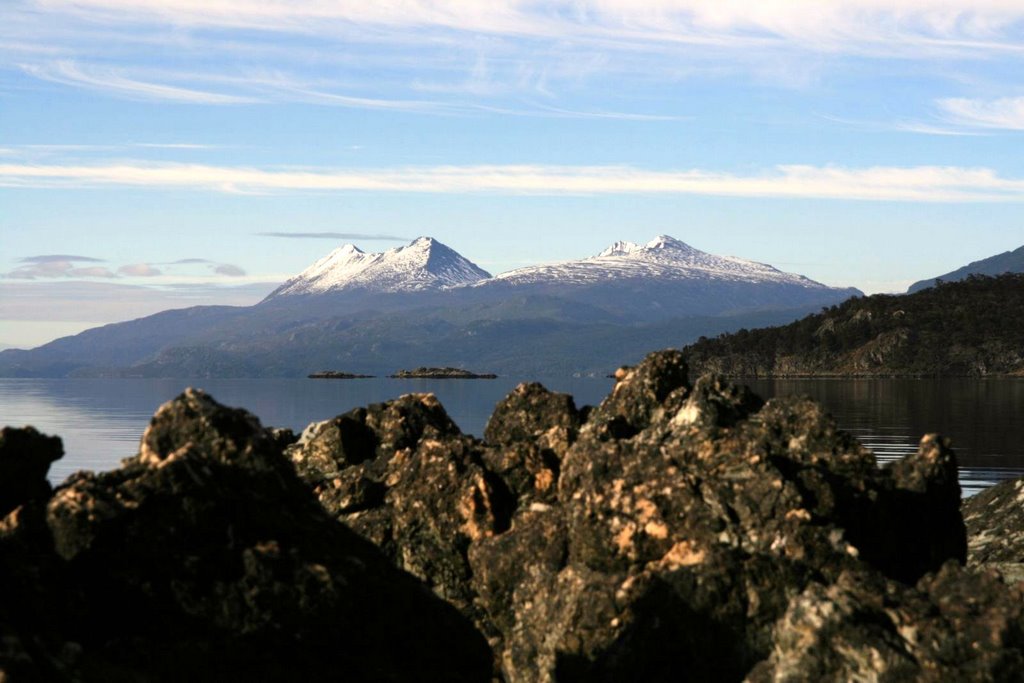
2;376;1021;497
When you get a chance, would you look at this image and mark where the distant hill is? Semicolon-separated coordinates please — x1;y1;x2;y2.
0;235;860;378
908;245;1024;293
685;274;1024;378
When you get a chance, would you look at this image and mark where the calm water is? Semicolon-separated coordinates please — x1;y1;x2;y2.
1;377;1022;497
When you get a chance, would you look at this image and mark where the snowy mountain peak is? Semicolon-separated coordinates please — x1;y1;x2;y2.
490;234;832;290
598;240;642;257
264;236;491;299
644;235;694;252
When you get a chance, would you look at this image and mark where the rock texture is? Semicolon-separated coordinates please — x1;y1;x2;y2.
964;476;1024;583
287;349;1021;682
0;389;491;682
4;349;1024;681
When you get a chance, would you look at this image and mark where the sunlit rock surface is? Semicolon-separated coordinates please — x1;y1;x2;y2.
3;350;1024;681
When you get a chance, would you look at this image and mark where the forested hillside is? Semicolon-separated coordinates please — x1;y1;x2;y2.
684;275;1024;377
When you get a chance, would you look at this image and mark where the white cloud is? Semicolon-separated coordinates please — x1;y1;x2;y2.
20;61;259;104
26;1;1024;56
118;263;162;276
938;96;1024;129
2;159;1024;202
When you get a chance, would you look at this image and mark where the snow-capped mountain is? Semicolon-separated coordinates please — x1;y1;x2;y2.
266;236;491;299
489;235;827;289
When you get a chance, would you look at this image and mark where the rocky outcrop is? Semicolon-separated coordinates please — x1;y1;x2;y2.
287;349;1018;682
963;476;1024;583
4;349;1024;681
0;426;63;516
0;389;491;682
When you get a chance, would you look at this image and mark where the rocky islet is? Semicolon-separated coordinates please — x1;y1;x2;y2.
2;349;1023;681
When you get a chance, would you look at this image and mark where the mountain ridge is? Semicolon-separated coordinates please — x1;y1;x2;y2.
908;244;1024;293
685;274;1024;378
0;234;862;378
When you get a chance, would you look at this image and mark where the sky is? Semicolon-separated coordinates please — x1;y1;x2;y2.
2;1;1024;348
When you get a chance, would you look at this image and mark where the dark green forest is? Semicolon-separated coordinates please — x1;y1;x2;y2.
684;274;1024;377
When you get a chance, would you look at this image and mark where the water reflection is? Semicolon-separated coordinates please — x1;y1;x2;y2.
746;378;1024;497
0;377;612;483
2;377;1022;497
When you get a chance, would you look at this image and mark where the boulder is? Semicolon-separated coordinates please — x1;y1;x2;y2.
0;426;63;516
1;389;492;682
963;476;1024;582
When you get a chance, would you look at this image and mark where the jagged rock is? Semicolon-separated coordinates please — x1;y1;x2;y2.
484;382;583;448
468;350;986;682
0;426;63;517
1;389;492;682
6;349;1024;682
287;393;515;631
480;383;583;504
963;476;1024;582
748;563;1024;681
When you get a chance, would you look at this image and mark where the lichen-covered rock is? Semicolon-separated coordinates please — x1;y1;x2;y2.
478;382;583;505
6;348;1024;682
748;562;1024;681
287;392;515;634
963;476;1024;582
0;426;63;517
468;350;988;682
1;389;492;682
484;382;583;449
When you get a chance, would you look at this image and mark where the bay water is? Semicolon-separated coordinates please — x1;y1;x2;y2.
1;376;1022;497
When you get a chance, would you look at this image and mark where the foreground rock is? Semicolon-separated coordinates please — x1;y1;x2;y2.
290;349;1024;681
0;426;63;516
5;349;1024;681
963;477;1024;583
0;390;491;682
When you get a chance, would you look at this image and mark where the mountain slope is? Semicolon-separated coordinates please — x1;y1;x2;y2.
266;237;491;299
491;235;825;287
0;235;862;378
474;235;861;321
908;245;1024;293
685;274;1024;377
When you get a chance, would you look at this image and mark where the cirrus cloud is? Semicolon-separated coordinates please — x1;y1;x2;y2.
3;159;1024;203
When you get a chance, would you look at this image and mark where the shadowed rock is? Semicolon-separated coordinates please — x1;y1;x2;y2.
0;426;63;517
1;389;491;682
964;476;1024;583
5;349;1024;682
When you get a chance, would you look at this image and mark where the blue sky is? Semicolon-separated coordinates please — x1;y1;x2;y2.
2;1;1024;347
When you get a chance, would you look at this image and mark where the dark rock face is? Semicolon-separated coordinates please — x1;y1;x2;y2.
5;349;1024;682
0;426;63;516
1;389;491;682
963;476;1024;582
285;349;1017;682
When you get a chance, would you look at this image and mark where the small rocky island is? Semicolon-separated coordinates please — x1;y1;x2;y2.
389;366;497;379
2;349;1024;680
307;371;376;379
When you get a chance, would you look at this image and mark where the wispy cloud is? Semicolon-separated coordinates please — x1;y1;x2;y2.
118;263;162;276
26;1;1024;57
3;159;1024;202
938;96;1024;130
6;258;117;279
213;263;246;276
258;231;410;241
20;61;259;104
19;254;104;263
9;1;1024;115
